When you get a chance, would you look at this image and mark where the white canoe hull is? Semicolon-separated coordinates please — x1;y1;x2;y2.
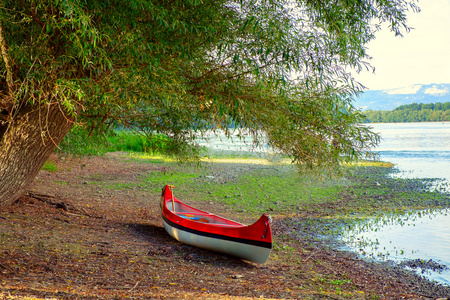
162;218;271;264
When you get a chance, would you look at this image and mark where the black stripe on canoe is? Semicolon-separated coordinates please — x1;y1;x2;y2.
162;215;272;249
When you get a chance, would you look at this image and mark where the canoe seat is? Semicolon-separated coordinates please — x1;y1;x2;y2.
176;212;212;216
208;223;241;227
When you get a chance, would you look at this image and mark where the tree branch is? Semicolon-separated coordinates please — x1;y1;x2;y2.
0;24;13;95
16;0;45;27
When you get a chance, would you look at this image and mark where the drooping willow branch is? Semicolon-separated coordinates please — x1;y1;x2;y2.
0;24;13;95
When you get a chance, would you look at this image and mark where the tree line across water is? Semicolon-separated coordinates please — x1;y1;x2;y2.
363;102;450;123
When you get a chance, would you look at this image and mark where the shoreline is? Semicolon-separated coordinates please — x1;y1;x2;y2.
1;152;450;299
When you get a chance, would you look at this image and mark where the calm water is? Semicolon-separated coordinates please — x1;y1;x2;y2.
345;122;450;285
197;130;272;154
371;122;450;182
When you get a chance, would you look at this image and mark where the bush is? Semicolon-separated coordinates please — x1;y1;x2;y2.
58;125;204;160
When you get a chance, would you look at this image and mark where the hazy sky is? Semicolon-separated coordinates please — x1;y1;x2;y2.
354;0;450;91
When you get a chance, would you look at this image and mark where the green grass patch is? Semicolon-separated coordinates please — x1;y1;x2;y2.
41;161;58;172
102;169;204;193
126;153;175;164
139;171;200;191
58;125;205;160
193;169;346;215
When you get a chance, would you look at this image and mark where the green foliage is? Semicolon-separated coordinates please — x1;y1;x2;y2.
41;161;58;172
1;0;419;172
363;102;450;123
58;125;204;160
57;126;112;156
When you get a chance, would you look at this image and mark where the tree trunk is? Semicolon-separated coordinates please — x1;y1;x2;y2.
0;102;73;208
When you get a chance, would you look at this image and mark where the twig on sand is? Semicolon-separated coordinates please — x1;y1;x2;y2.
303;252;315;262
128;281;140;292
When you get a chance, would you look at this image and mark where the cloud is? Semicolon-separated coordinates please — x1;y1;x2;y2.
385;85;422;95
424;85;449;96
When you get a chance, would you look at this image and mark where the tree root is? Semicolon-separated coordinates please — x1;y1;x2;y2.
26;192;101;219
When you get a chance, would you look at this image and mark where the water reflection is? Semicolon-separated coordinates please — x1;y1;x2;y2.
341;209;450;285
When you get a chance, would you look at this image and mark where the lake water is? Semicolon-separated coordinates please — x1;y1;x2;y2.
342;209;450;285
370;122;450;185
344;122;450;285
197;130;272;155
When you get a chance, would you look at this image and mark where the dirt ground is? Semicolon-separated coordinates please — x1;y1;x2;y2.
1;153;449;299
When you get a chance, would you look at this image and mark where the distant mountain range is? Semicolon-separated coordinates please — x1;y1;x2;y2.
354;83;450;111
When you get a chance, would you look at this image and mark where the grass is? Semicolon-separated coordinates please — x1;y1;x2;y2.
103;171;201;193
88;152;349;216
57;126;180;156
192;168;344;215
57;126;205;161
127;153;169;164
41;161;58;172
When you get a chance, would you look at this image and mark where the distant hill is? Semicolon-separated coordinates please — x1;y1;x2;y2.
354;83;450;111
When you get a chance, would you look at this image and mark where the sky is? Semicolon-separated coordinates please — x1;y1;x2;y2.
354;0;450;91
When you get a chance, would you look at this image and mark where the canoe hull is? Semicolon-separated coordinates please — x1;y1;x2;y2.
160;185;272;263
162;216;272;264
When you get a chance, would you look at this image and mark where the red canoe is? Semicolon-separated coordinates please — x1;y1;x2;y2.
160;185;272;263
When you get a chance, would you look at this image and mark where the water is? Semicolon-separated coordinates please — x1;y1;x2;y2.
370;122;450;183
344;122;450;285
197;130;273;154
342;209;450;285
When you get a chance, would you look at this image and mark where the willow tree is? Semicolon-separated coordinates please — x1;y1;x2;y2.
0;0;418;207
